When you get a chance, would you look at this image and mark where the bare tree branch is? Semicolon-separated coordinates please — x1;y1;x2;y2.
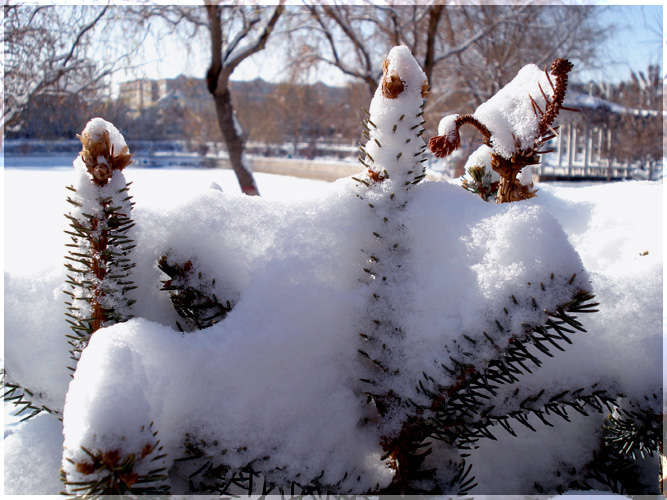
224;4;284;78
3;5;112;132
221;7;259;64
307;5;377;92
60;5;108;67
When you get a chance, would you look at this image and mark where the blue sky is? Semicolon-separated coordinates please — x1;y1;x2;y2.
578;3;663;83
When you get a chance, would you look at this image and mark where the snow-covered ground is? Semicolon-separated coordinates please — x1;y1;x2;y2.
2;167;336;495
3;162;662;495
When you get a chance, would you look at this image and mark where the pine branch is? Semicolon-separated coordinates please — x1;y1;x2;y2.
61;422;170;497
574;402;663;498
2;370;60;421
64;188;136;365
445;390;617;451
64;119;136;373
603;397;663;461
426;289;598;416
176;436;327;497
158;254;233;332
461;165;499;202
579;450;648;495
379;287;599;493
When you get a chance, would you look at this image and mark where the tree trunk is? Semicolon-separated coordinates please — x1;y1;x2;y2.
211;87;259;196
422;5;443;84
205;4;263;196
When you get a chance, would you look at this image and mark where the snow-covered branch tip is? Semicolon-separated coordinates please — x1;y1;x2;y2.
428;114;492;158
381;56;430;100
535;57;575;139
64;118;136;369
430;57;574;204
429;57;573;162
78;119;133;187
61;421;170;496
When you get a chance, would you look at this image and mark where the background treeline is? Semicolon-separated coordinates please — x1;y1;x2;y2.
4;3;663;170
7;70;662;166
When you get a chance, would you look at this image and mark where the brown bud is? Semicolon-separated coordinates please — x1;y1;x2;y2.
78;128;133;187
90;160;112;185
75;460;97;475
550;57;574;76
367;169;385;183
381;58;405;99
102;449;121;467
118;472;139;487
140;442;156;460
428;132;461;158
421;81;430;98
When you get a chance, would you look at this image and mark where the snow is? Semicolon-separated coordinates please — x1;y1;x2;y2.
80;117;127;154
517;163;534;185
437;113;460;139
3;47;662;496
4;164;662;494
4;412;64;495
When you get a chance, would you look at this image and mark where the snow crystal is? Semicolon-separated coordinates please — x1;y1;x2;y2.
517;165;534;185
63;278;393;490
535;182;663;407
469;411;604;493
397;182;588;391
4;413;65;494
4;270;71;411
63;332;154;456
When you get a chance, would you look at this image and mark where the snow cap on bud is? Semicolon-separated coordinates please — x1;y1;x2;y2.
378;45;428;101
78;118;133;187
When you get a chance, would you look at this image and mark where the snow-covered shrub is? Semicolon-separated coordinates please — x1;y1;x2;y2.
4;46;662;496
432;58;574;203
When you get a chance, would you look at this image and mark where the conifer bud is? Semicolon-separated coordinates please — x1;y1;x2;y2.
78;118;133;187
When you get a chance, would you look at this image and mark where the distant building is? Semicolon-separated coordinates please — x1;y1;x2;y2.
118;79;163;112
538;89;662;180
119;76;210;113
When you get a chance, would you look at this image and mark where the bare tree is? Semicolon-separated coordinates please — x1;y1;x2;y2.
292;4;606;117
204;2;284;195
130;3;284;195
6;3;284;195
295;4;527;97
440;5;606;109
3;5;111;135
